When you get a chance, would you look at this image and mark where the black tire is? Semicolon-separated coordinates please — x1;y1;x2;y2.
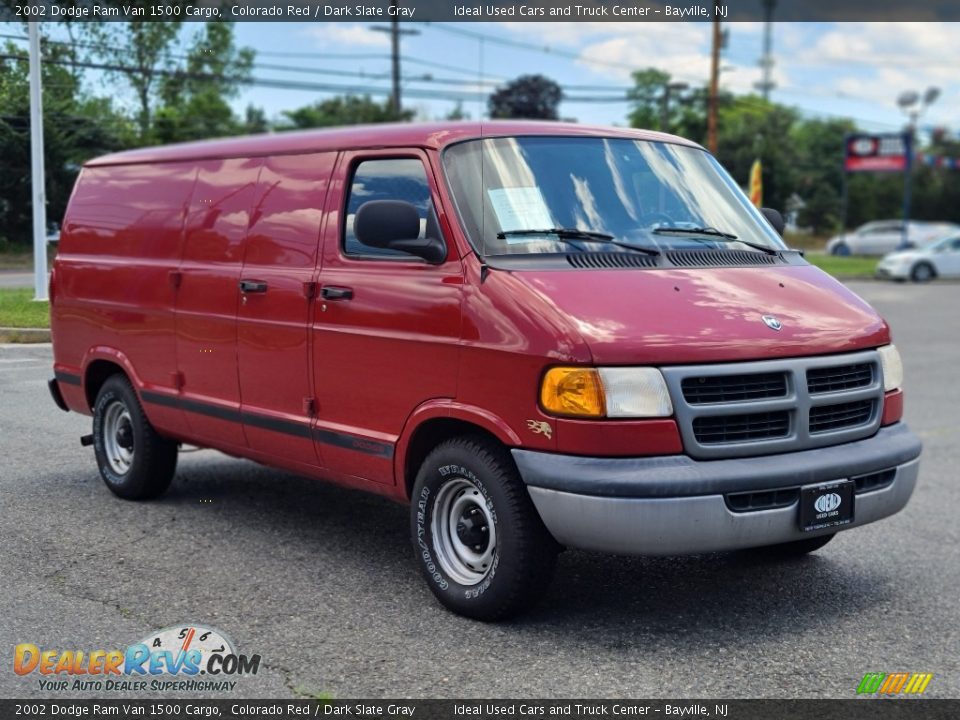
410;435;558;620
911;262;936;283
751;532;835;558
831;242;851;256
92;375;177;500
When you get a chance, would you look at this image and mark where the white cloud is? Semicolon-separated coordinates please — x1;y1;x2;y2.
493;21;958;127
785;23;960;125
303;24;390;49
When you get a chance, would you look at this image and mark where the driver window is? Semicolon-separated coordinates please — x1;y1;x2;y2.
343;158;433;258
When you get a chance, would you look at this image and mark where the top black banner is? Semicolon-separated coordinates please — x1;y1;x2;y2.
1;0;959;22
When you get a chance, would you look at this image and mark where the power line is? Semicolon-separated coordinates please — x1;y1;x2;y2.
0;32;915;126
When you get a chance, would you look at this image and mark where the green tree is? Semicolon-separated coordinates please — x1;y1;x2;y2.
0;41;129;247
242;105;269;135
84;13;185;140
278;95;413;129
488;74;562;120
445;101;470;121
714;97;800;214
153;22;254;143
627;68;670;130
791;117;855;232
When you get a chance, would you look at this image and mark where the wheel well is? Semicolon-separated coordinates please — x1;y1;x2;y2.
403;418;506;499
84;360;126;409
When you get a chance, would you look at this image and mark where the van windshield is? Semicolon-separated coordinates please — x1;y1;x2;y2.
442;136;786;257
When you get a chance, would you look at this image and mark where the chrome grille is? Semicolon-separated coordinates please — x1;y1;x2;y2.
661;351;884;459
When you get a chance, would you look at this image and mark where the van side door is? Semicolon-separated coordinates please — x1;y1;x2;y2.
236;152;336;468
312;150;463;484
175;158;261;449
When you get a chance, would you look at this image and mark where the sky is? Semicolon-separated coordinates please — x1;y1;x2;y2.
226;21;960;134
5;20;960;136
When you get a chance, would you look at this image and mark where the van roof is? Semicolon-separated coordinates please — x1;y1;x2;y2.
84;121;703;167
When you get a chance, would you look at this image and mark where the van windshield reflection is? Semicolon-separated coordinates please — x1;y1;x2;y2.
442;136;785;257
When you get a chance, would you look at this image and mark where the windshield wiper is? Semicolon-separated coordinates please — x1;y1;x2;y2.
496;228;661;256
651;226;778;255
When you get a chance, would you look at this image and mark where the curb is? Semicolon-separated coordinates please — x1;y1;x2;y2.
0;326;51;343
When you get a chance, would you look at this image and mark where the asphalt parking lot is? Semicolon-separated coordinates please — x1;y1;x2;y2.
1;280;957;699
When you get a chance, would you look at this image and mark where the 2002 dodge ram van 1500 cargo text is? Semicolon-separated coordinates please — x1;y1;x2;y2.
50;121;922;619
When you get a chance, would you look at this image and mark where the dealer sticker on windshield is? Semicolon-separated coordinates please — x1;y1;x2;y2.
487;186;555;240
799;480;855;532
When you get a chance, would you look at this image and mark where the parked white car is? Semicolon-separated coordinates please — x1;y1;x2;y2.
876;234;960;282
826;220;958;256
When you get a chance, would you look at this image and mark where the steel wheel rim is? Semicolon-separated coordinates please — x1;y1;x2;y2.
103;401;134;475
431;478;497;586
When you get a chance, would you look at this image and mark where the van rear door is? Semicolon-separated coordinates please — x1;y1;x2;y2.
236;152;336;467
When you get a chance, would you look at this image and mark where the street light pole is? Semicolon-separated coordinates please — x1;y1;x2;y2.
896;87;940;249
28;22;48;302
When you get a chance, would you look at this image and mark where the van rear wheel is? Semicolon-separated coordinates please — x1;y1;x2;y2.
92;375;177;500
410;436;558;620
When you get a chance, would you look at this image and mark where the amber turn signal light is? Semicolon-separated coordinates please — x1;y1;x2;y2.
540;367;605;418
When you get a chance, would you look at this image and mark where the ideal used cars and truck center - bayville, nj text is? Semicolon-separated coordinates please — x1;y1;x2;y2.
48;121;922;621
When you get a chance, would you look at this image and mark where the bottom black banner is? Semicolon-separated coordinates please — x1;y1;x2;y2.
3;699;958;720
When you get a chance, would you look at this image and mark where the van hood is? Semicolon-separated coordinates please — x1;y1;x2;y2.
512;265;890;365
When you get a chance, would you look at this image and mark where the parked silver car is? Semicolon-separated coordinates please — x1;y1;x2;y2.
826;220;958;256
876;233;960;282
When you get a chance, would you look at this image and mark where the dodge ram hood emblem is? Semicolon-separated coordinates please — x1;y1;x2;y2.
762;315;783;331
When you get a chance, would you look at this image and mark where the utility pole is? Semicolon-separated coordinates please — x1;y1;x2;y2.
660;81;689;134
28;22;48;302
371;1;419;116
707;17;721;154
755;0;776;101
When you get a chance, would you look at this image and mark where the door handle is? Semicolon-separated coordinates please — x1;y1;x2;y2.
321;285;353;300
239;279;268;293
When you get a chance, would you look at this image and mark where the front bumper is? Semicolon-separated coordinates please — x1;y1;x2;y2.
513;423;921;555
875;262;911;280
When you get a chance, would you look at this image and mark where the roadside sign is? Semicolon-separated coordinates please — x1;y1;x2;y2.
844;133;911;172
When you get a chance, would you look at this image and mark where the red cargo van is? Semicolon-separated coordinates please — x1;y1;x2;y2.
50;121;921;619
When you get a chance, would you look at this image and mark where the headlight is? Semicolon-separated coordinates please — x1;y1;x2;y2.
540;367;673;418
877;344;903;391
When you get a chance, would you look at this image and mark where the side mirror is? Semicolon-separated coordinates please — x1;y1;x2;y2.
760;207;785;237
354;200;446;264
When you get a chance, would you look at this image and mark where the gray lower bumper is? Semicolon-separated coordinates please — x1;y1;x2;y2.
513;424;921;555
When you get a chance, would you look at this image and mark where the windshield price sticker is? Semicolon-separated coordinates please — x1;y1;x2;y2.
487;187;555;242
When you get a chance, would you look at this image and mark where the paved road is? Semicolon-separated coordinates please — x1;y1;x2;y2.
1;281;957;699
0;271;35;289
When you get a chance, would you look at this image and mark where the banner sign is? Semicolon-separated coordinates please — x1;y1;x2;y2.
844;133;910;173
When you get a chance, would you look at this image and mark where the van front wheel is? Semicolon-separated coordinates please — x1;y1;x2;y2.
92;375;177;500
410;436;558;620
